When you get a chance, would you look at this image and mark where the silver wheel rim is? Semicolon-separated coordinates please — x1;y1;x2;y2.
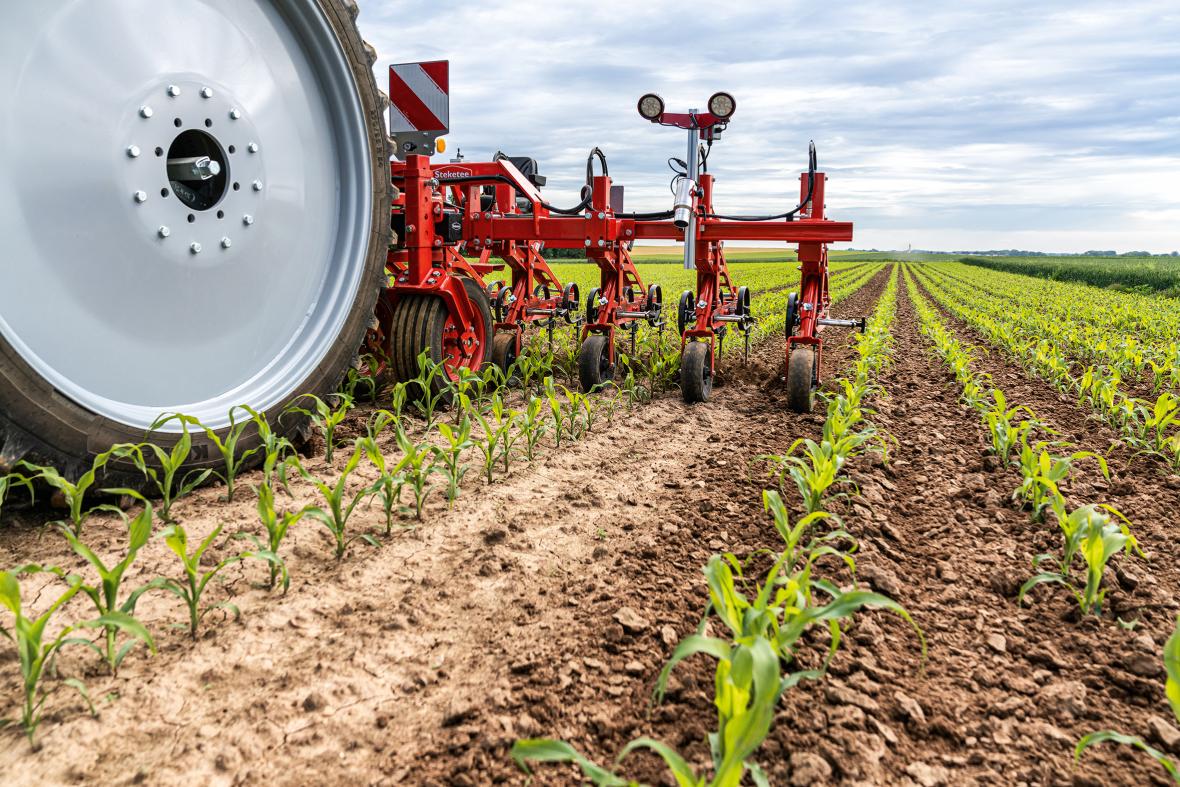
0;0;373;430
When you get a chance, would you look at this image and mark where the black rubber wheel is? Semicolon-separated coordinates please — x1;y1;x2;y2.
562;282;581;323
736;286;751;317
677;290;695;336
578;334;615;392
786;292;799;339
787;346;815;413
391;276;493;405
586;287;602;325
681;342;713;404
0;0;391;481
490;332;519;384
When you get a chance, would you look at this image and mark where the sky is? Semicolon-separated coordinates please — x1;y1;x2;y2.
359;0;1180;253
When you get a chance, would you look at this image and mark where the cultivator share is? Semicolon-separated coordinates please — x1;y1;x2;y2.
0;5;854;476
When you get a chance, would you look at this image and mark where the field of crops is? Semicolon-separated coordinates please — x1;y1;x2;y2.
958;255;1180;297
3;259;1180;786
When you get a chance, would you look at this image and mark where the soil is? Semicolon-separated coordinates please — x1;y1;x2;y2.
2;263;1178;787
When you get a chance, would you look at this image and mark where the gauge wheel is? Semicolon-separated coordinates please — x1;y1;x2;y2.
677;290;695;336
578;334;615;392
681;341;713;404
787;346;815;413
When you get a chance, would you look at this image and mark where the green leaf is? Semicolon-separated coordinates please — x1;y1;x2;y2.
1076;730;1180;782
618;737;700;787
510;739;628;786
0;570;21;615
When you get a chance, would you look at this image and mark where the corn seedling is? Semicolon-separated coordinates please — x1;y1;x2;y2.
298;440;379;559
239;481;309;590
475;394;515;483
164;408;260;503
61;490;163;673
518;395;548;461
19;443;138;537
1012;439;1110;522
159;522;274;638
128;414;216;522
285;392;354;463
0;566;152;746
409;351;451;428
340;354;380;401
1076;615;1180;782
433;417;474;505
394;424;438;521
983;390;1041;465
360;436;406;535
1019;502;1142;616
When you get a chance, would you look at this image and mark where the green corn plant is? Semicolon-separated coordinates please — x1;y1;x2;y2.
285;392;354;463
360;436;406;535
762;433;871;515
983;390;1040;465
298;440;379;559
61;490;164;673
409;351;452;428
433;417;474;505
1076;615;1180;782
562;385;593;440
474;394;514;483
130;414;216;523
365;408;400;442
163;408;261;503
238;481;309;591
0;471;35;522
388;381;410;421
500;408;524;474
0;566;152;746
241;406;297;487
1019;502;1142;616
19;443;139;537
1012;440;1110;522
518;395;548;461
1126;392;1180;460
339;354;380;401
394;424;438;521
543;377;568;448
159;522;275;638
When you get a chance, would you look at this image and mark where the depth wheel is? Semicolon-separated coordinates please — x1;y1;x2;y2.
491;332;519;384
681;342;713;404
0;0;390;477
578;334;615;393
787;347;815;413
677;290;695;336
786;292;799;338
391;277;493;404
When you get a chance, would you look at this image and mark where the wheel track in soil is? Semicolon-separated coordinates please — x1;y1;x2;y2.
0;264;888;786
746;273;1173;786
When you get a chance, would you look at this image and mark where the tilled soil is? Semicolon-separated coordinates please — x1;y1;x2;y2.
2;264;1177;787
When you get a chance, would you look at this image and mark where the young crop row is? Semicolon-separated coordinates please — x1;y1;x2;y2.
0;354;644;746
511;265;927;786
920;262;1180;393
958;254;1180;298
903;268;1180;782
912;264;1180;468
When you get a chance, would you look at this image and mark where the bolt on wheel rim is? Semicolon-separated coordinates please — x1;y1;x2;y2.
0;1;374;430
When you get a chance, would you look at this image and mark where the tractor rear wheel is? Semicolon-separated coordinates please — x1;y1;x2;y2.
0;0;390;477
391;277;493;402
787;347;815;413
681;342;713;403
578;334;615;392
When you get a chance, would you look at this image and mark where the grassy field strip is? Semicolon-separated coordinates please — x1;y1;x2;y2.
913;266;1180;468
513;267;924;785
958;255;1180;297
917;263;1180;393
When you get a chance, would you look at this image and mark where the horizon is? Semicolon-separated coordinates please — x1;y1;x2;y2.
361;0;1180;255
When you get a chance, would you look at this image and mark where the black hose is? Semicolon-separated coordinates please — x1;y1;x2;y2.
705;141;818;222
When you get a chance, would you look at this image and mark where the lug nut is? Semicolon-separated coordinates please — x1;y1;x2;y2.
243;215;254;226
248;142;259;153
252;180;263;192
221;237;232;249
597;239;605;247
597;212;605;219
200;87;213;99
229;108;242;120
158;226;171;238
139;106;153;119
133;191;147;203
167;85;181;97
126;145;141;158
190;242;202;254
584;239;592;247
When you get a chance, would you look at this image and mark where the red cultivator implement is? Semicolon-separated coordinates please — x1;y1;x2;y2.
382;67;856;410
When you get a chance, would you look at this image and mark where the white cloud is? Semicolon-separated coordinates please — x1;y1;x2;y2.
358;0;1180;253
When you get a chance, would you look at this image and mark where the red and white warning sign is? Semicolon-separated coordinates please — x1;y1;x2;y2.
388;60;449;135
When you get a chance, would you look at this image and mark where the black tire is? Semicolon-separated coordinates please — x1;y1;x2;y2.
578;334;614;392
787;346;815;413
0;0;390;481
677;290;694;336
491;332;519;384
586;288;602;325
736;286;751;317
681;342;713;404
786;292;799;339
391;277;493;404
